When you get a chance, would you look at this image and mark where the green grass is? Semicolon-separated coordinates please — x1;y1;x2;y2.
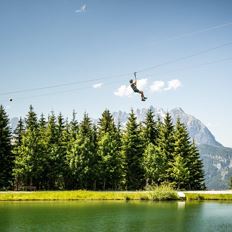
185;193;232;201
2;189;232;201
0;187;178;201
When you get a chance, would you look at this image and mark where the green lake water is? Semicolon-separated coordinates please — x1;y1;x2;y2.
0;201;232;232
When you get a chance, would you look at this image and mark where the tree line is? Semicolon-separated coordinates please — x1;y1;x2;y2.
0;105;205;191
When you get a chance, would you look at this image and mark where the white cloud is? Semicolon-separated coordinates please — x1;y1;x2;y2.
150;79;182;92
114;78;181;97
114;78;148;97
164;79;182;91
136;78;148;90
93;83;103;89
150;81;165;92
75;4;87;13
114;85;132;97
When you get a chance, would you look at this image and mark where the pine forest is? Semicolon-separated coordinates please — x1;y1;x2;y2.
0;105;205;191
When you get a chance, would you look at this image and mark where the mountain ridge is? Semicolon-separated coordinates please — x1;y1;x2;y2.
112;106;222;147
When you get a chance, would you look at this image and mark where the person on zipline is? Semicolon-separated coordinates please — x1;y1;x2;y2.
130;72;147;101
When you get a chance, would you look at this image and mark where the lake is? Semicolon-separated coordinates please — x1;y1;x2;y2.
0;201;231;232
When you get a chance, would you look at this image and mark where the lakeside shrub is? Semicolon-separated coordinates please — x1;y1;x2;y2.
146;184;178;201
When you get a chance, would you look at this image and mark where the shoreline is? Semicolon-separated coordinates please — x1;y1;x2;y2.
0;190;174;201
0;190;232;201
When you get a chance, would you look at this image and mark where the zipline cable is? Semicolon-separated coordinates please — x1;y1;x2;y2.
136;41;232;73
14;80;124;100
159;21;232;43
1;41;232;97
11;56;232;101
2;20;232;96
0;73;130;96
144;57;232;77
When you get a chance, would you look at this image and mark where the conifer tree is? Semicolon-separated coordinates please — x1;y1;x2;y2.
172;119;205;190
0;105;13;189
64;112;79;189
121;110;144;190
155;112;175;183
188;142;206;190
142;143;167;186
12;117;25;190
170;154;190;189
42;112;67;189
34;113;47;189
141;109;161;187
97;110;124;190
172;119;192;189
142;109;158;146
69;111;79;138
13;105;41;189
67;113;97;189
13;117;24;146
55;113;67;189
25;105;38;130
39;114;46;129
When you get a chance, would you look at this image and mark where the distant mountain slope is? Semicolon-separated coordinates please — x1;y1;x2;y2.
10;117;19;132
198;144;232;190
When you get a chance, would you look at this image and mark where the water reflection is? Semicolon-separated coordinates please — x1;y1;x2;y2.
0;201;231;232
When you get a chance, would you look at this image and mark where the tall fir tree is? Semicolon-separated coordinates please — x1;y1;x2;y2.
13;117;24;146
142;109;158;146
172;119;192;189
35;113;47;189
55;113;67;189
170;154;190;189
42;112;67;189
188;142;206;190
141;109;160;187
142;143;167;186
0;105;13;189
121;110;144;190
155;112;175;183
12;117;25;189
69;110;79;139
39;114;46;129
13;105;41;189
64;112;79;189
67;113;97;189
97;110;124;190
25;105;38;130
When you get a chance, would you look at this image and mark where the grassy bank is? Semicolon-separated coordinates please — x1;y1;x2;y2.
0;186;178;201
185;191;232;201
1;190;232;201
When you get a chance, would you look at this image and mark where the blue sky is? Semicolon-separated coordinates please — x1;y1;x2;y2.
0;0;232;146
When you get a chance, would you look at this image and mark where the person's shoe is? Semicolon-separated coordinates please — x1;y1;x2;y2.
144;97;147;100
141;98;145;101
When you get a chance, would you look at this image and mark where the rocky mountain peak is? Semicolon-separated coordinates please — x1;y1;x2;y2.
113;106;222;147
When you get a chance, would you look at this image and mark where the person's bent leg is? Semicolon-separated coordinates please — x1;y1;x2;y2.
139;91;144;98
139;91;145;101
